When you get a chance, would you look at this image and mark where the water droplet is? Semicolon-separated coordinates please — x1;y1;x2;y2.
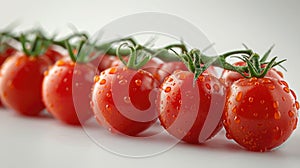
123;96;131;103
164;86;171;93
248;97;254;103
260;100;265;104
290;89;297;100
273;101;279;109
293;118;298;130
66;87;69;91
288;110;295;118
118;79;127;85
177;73;186;80
205;83;211;90
105;104;111;111
234;116;240;124
100;79;106;85
213;84;220;92
283;87;290;93
232;106;237;113
135;79;142;86
44;70;49;76
274;111;281;120
56;60;65;66
269;85;275;90
282;96;286;101
280;80;289;87
273;126;280;132
109;67;117;74
172;114;177;118
236;91;243;102
168;77;174;82
106;92;111;98
116;75;123;80
94;75;100;83
295;101;299;110
262;78;272;84
63;78;68;83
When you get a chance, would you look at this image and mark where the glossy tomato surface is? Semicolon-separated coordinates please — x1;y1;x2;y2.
42;59;94;125
92;66;159;136
0;54;51;115
223;77;298;152
158;71;226;144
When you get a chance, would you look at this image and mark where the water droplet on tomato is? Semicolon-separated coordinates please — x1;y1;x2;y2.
273;101;279;109
135;79;142;86
172;114;177;118
94;75;100;83
280;80;289;87
290;89;297;100
269;85;275;90
109;67;117;74
283;87;290;93
66;87;69;91
250;77;257;82
282;96;286;101
63;78;68;83
44;70;49;76
205;83;211;90
274;111;281;120
293;118;298;130
106;92;111;98
260;100;265;104
295;101;299;110
234;116;240;124
168;78;174;82
100;79;106;85
123;96;131;104
198;75;204;82
118;79;127;85
232;106;237;113
105;104;111;111
56;60;65;66
262;78;272;84
248;97;254;103
236;91;243;102
164;86;171;93
288;110;295;118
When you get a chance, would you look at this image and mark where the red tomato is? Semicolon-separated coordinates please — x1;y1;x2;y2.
158;71;226;144
221;61;284;86
223;77;298;152
42;59;95;125
91;66;159;136
0;44;17;107
0;54;52;115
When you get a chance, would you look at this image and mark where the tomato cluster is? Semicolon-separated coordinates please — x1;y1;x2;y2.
0;28;298;152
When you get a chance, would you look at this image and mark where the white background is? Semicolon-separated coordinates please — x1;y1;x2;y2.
0;0;300;168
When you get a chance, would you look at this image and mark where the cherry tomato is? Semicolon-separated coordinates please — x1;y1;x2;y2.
221;61;283;86
0;54;52;115
0;44;17;107
91;66;159;136
223;77;298;152
158;71;226;144
42;58;94;125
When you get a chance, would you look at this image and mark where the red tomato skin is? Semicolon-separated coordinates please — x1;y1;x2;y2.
42;59;94;125
221;61;283;86
90;54;117;73
158;71;226;144
0;54;51;115
0;46;17;107
223;77;298;152
92;66;159;136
